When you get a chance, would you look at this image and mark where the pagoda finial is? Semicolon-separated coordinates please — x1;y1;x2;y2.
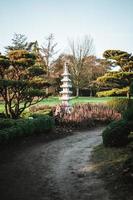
64;62;68;73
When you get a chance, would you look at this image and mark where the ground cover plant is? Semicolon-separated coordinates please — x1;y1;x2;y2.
91;142;133;200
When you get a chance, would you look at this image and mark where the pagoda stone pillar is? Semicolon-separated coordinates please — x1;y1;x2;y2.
60;63;72;108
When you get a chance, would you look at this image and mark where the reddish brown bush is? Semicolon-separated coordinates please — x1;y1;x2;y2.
52;103;121;128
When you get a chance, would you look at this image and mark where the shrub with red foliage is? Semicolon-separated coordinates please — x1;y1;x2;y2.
52;103;121;129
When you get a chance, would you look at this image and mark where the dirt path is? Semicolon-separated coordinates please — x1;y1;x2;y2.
0;127;109;200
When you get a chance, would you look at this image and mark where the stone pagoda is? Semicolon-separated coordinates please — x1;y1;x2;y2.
60;63;72;107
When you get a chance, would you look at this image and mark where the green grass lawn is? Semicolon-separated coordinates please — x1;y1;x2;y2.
39;96;116;106
0;103;4;112
0;96;127;112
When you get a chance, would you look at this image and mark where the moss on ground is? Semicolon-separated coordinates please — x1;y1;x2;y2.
91;142;133;200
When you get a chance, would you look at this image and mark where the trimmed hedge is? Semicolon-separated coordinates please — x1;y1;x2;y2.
102;120;130;147
0;116;54;142
97;87;129;97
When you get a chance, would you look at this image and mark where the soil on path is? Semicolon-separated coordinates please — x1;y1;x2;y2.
0;127;109;200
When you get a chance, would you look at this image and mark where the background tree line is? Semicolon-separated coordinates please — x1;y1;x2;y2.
1;32;132;118
1;33;110;98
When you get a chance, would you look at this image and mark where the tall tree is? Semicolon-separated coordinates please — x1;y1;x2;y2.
0;50;49;118
5;33;28;51
67;35;95;96
52;54;108;96
27;40;46;69
41;33;58;76
50;54;66;93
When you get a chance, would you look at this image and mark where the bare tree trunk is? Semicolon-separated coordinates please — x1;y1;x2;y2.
127;91;130;100
76;87;79;97
5;102;9;118
90;88;92;97
68;35;95;97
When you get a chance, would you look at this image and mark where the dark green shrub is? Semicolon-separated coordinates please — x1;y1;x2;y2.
0;112;6;118
0;119;15;130
0;130;9;141
127;121;133;132
123;103;133;121
0;116;54;142
102;120;130;147
30;113;48;118
130;81;133;96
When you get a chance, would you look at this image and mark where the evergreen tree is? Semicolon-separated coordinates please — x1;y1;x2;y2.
0;50;49;118
5;33;28;51
96;50;133;97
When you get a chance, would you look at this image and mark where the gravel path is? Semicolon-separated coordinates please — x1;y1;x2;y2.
0;127;109;200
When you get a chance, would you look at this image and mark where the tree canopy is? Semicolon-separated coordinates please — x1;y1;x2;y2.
103;50;133;72
0;50;49;118
5;33;28;51
96;50;133;97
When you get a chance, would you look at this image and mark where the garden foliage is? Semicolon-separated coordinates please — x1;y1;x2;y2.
102;97;133;147
0;50;49;119
102;119;130;147
52;103;121;128
106;98;130;113
96;50;133;97
97;87;129;97
21;105;52;118
0;116;54;142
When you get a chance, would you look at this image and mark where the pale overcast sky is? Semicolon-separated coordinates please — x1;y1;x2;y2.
0;0;133;57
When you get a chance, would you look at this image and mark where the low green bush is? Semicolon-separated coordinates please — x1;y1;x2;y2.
31;110;52;117
21;111;31;119
0;119;16;130
0;116;54;142
0;112;7;118
21;109;52;119
102;120;130;147
127;121;133;132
